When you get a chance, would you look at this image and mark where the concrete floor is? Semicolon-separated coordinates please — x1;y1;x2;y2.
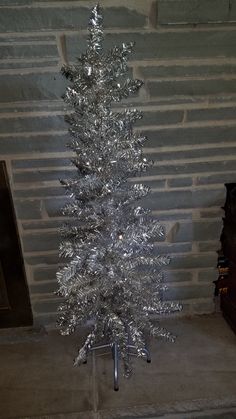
0;314;236;419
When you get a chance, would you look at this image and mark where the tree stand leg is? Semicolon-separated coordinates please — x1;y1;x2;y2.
126;345;151;363
112;342;119;391
87;341;151;391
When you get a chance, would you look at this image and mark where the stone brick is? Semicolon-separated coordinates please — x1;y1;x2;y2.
188;300;215;315
0;0;30;4
198;269;217;283
143;188;224;211
148;79;236;98
12;158;70;169
154;242;192;254
193;221;222;242
14;187;65;198
0;59;58;73
152;211;193;221
13;169;75;184
168;178;192;188
200;209;223;219
198;241;220;252
133;178;166;190
193;189;225;209
172;220;222;243
188;107;236;122
139;63;236;79
25;253;61;266
157;0;229;24
0;101;64;113
30;280;57;295
66;30;236;61
14;199;42;220
0;133;68;155
33;312;58;327
23;220;64;231
34;266;58;282
169;253;217;269
196;172;236;187
23;232;59;252
0;43;58;60
143;190;191;211
165;284;213;301
0;60;58;70
150;146;236;162
150;159;236;177
145;125;236;148
0;34;55;42
164;270;193;283
0;73;67;103
228;0;236;20
33;298;61;314
0;7;146;32
170;222;193;243
138;110;183;126
1;115;66;134
44;197;70;217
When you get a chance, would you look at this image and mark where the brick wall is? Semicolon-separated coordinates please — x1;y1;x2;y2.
1;0;236;326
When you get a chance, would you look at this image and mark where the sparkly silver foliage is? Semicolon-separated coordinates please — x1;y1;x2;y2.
56;4;182;376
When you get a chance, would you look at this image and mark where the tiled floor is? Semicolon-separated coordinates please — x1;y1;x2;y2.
0;314;236;418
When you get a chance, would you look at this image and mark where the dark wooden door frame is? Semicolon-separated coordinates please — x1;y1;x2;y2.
0;161;33;328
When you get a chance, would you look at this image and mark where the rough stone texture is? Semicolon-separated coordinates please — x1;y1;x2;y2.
150;160;236;176
187;106;236;122
169;253;217;270
14;199;43;220
143;189;224;211
196;172;236;186
0;43;58;60
0;115;66;133
148;79;236;98
14;186;65;198
66;30;236;61
171;220;222;243
29;280;57;295
165;283;213;300
154;242;192;254
157;0;230;25
0;73;67;102
1;315;236;417
168;177;192;188
12;157;70;168
44;197;71;217
13;168;75;184
0;133;68;155
145;125;236;148
198;269;217;283
151;145;236;161
0;6;146;32
33;266;58;282
22;231;60;252
1;0;236;326
139;63;236;78
137;109;184;126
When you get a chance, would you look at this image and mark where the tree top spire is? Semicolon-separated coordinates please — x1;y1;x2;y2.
90;3;102;27
88;3;104;53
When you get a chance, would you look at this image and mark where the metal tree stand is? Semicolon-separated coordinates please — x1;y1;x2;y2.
84;341;151;391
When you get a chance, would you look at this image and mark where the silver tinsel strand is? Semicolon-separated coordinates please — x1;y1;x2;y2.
56;3;182;376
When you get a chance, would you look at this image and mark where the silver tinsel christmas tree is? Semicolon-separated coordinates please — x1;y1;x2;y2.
56;4;182;376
